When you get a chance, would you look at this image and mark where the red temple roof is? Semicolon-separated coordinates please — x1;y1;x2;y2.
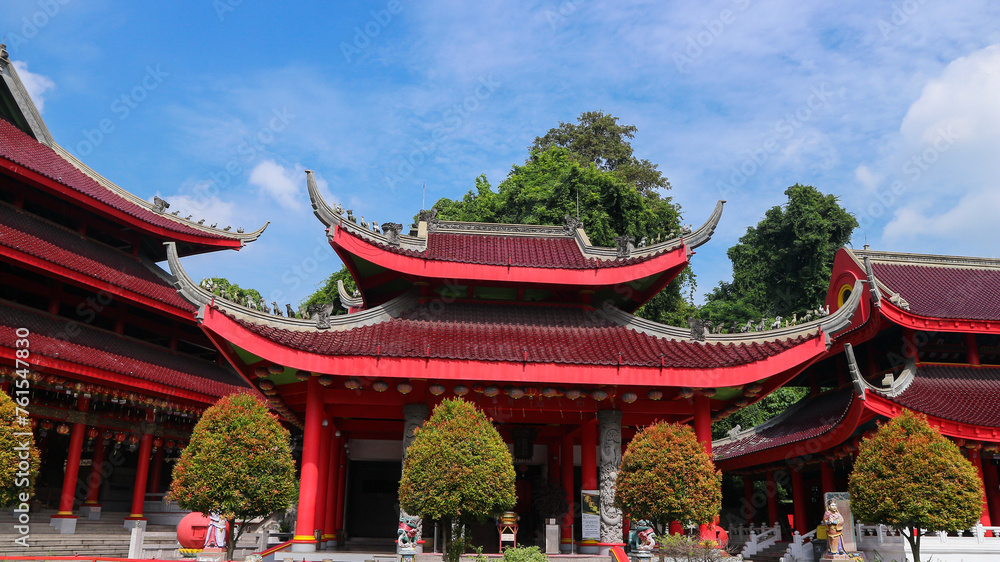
0;301;248;403
0;202;193;315
877;364;1000;428
0;117;265;250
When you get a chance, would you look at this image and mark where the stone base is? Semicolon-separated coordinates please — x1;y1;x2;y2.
560;543;573;554
80;505;102;520
820;552;865;562
579;543;600;554
49;515;78;534
195;547;227;561
123;517;147;530
290;540;318;553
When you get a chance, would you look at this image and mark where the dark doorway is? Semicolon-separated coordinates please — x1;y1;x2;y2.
346;460;402;539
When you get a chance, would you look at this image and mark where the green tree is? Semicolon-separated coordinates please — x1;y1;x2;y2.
300;266;358;316
711;387;809;440
169;394;296;560
702;184;857;327
614;422;721;562
0;389;39;508
398;398;516;562
849;410;983;562
202;277;265;308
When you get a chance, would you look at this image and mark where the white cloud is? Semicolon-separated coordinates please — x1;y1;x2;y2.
883;188;1000;257
152;187;237;230
12;60;55;113
248;160;305;210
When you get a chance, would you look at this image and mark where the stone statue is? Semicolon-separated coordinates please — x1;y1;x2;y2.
770;316;783;330
614;235;633;259
823;500;846;555
286;304;296;318
205;512;226;548
152;196;169;213
598;410;623;544
688;318;712;341
271;301;281;316
628;520;656;552
397;513;421;549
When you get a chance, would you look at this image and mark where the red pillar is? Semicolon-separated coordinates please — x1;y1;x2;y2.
983;456;1000;526
791;468;807;534
743;475;755;524
560;433;574;552
322;430;343;546
293;376;323;550
147;444;165;494
766;470;779;526
820;461;836;497
968;449;992;527
83;437;107;507
313;416;332;542
126;433;154;521
334;443;348;540
581;418;597;491
55;397;89;517
966;333;981;365
693;394;712;456
903;328;919;360
547;442;560;484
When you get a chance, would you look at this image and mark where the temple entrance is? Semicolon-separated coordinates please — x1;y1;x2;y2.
345;460;402;539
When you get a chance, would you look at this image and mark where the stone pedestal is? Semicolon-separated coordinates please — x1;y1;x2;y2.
123;518;147;530
80;505;101;520
49;515;77;534
819;554;864;562
545;520;560;554
290;540;317;553
195;547;226;561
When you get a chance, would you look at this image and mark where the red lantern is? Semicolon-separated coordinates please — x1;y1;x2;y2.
86;427;100;440
166;440;176;449
56;423;70;435
153;438;163;449
115;432;127;443
128;434;141;445
41;421;53;430
253;366;269;378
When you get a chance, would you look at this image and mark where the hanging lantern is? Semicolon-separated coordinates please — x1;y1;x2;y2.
472;384;485;394
30;418;38;430
103;430;113;440
647;389;663;401
483;386;500;397
254;366;270;378
396;382;413;395
735;398;749;407
541;387;559;398
565;389;582;400
678;388;694;399
166;440;176;449
590;389;608;401
295;370;312;381
115;432;127;443
984;443;999;453
258;380;275;391
153;438;163;449
267;364;284;375
453;384;469;396
506;387;525;400
344;378;362;390
372;380;389;392
621;391;638;404
524;387;539;399
86;427;100;440
56;423;70;435
428;384;446;396
317;374;334;386
128;434;141;445
701;388;717;398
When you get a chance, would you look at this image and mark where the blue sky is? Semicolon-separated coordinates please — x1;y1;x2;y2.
4;1;1000;309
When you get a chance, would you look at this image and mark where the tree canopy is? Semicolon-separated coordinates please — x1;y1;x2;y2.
398;398;516;561
300;266;358;316
848;410;983;562
701;184;857;327
614;422;721;540
169;393;296;559
0;389;39;508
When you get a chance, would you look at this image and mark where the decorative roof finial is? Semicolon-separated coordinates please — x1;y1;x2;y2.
0;43;8;61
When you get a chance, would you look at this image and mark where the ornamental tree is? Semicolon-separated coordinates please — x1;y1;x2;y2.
169;394;296;560
398;398;516;562
614;422;721;562
0;389;39;507
849;410;983;562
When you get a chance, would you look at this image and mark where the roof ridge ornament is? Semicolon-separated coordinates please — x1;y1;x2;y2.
845;342;916;399
563;214;583;234
615;235;634;258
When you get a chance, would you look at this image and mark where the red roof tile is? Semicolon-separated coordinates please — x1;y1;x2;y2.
884;364;1000;428
233;301;813;367
713;389;855;460
0;118;232;241
341;227;674;269
871;262;1000;321
0;302;247;399
0;203;193;312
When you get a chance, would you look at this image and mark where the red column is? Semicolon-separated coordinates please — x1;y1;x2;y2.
293;376;324;550
820;461;836;497
126;433;154;521
322;430;343;546
547;442;560;484
743;475;755;524
766;470;779;526
982;456;1000;525
968;449;992;527
55;397;89;517
581;418;597;491
84;437;107;507
312;417;332;542
791;468;807;534
147;444;165;494
966;333;981;365
693;394;712;456
560;433;574;552
903;328;919;360
334;443;348;540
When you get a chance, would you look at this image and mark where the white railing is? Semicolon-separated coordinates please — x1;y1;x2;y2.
854;523;1000;562
729;524;773;546
741;523;780;557
780;528;817;562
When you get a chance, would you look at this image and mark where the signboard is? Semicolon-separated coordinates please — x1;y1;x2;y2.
500;533;516;541
581;489;600;541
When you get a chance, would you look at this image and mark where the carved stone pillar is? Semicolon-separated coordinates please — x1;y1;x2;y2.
399;404;429;552
597;409;623;546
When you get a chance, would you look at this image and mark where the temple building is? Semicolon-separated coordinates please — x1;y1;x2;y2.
714;247;1000;539
0;46;264;533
